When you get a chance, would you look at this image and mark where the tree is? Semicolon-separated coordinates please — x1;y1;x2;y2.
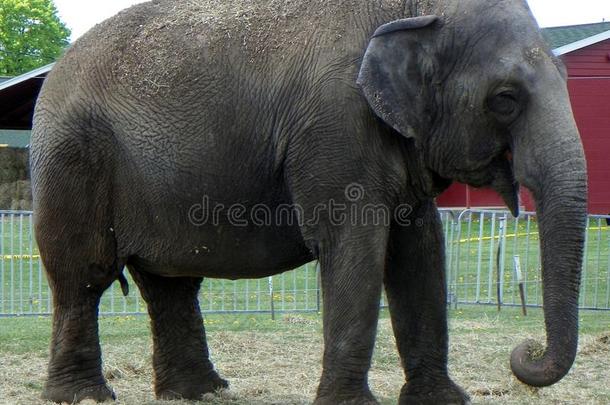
0;0;70;76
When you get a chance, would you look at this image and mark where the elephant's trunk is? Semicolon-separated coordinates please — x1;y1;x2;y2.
508;79;588;387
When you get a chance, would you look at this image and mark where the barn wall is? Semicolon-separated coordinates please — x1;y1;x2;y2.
436;183;535;212
437;184;506;209
562;38;610;77
436;183;468;208
568;77;610;214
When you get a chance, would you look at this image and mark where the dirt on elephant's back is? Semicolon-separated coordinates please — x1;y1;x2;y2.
68;0;410;97
129;0;406;54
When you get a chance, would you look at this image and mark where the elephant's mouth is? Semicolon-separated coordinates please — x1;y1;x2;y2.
455;148;520;216
491;150;520;217
428;169;454;197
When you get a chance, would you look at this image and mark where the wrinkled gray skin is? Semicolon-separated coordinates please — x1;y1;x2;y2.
31;0;587;403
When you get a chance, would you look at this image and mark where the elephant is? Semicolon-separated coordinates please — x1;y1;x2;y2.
30;0;587;404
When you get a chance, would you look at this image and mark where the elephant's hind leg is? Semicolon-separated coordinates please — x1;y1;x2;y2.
33;145;120;402
128;268;227;399
37;218;120;403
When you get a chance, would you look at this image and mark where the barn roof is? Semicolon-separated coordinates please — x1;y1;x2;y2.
542;22;610;55
543;22;610;48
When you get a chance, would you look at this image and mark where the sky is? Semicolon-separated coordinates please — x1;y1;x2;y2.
54;0;610;41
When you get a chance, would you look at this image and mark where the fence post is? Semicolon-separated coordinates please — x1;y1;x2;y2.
452;210;469;310
268;276;275;320
496;215;507;311
0;213;4;314
316;261;321;313
452;213;460;309
513;255;527;315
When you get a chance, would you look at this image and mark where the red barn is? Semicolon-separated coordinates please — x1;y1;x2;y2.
438;22;610;214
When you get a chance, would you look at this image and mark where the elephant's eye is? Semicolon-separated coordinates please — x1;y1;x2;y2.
488;90;520;122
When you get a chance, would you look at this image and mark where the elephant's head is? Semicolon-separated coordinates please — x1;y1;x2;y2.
358;0;587;388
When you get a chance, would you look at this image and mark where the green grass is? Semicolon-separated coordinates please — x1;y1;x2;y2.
0;313;309;355
2;306;607;359
0;307;608;404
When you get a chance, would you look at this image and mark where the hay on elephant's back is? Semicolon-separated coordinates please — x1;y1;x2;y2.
146;0;408;51
79;0;409;96
409;0;439;15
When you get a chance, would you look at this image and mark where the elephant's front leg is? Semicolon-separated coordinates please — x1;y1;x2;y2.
385;201;469;405
128;269;227;399
314;226;387;405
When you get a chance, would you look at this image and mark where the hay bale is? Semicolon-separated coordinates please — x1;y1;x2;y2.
0;148;29;183
0;148;32;210
0;180;32;210
0;183;12;208
11;180;33;210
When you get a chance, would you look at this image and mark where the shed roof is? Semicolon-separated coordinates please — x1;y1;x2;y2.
0;63;54;130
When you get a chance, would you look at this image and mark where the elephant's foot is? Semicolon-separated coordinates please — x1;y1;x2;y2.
155;369;228;400
399;379;470;405
42;381;116;403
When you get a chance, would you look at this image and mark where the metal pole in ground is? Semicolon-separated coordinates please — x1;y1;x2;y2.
268;276;275;320
452;210;468;310
513;255;527;316
316;261;321;313
496;215;507;311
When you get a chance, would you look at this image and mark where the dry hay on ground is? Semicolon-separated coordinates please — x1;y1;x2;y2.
0;317;608;404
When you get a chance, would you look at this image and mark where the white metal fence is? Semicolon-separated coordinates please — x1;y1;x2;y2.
444;209;610;311
0;209;608;317
0;210;321;317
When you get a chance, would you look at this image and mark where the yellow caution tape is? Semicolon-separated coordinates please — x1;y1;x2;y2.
458;232;537;243
1;226;607;256
1;254;40;260
458;226;607;244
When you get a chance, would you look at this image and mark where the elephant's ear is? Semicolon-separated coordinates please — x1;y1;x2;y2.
357;15;439;139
